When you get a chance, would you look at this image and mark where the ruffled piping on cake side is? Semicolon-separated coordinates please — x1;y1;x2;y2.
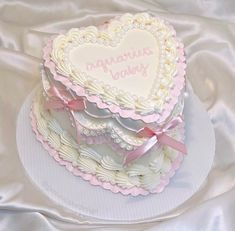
30;91;185;196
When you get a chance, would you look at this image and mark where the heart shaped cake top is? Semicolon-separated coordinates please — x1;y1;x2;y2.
47;13;186;123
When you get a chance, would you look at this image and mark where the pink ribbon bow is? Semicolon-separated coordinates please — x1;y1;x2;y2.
44;86;86;112
123;116;187;166
44;85;86;145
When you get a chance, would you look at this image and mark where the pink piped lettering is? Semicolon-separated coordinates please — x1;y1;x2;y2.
85;47;153;80
108;63;149;80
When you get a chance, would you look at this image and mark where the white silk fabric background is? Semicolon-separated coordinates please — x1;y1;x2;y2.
0;0;235;230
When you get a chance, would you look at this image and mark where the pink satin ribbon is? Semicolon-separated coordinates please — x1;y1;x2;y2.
44;86;86;111
44;85;86;143
123;116;187;166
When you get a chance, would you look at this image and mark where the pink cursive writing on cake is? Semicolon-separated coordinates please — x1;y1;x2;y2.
86;47;154;80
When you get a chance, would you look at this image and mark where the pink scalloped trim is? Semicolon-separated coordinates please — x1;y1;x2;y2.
43;33;186;124
30;96;185;196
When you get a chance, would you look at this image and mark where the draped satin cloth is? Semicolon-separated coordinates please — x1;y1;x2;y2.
1;0;235;230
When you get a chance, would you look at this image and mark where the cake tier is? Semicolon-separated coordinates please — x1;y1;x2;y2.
31;89;185;195
43;13;186;123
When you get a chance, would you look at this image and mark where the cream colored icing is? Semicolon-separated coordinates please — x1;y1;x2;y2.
69;29;159;98
42;67;185;152
77;156;97;174
33;89;183;192
51;13;179;115
79;145;102;163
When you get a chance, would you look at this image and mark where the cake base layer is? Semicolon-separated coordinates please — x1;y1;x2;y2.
30;87;185;196
17;84;215;220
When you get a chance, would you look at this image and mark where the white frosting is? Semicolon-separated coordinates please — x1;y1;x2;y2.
141;173;161;191
100;155;123;171
78;112;145;150
77;156;98;174
47;131;61;149
79;145;102;163
51;13;179;115
161;156;172;173
37;115;49;138
59;145;78;163
48;119;64;135
42;67;185;153
115;172;136;189
60;132;78;149
96;166;116;184
149;151;165;173
33;87;182;191
127;164;151;177
69;29;159;98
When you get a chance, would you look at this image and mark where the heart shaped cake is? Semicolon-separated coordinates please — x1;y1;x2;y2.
31;13;187;196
